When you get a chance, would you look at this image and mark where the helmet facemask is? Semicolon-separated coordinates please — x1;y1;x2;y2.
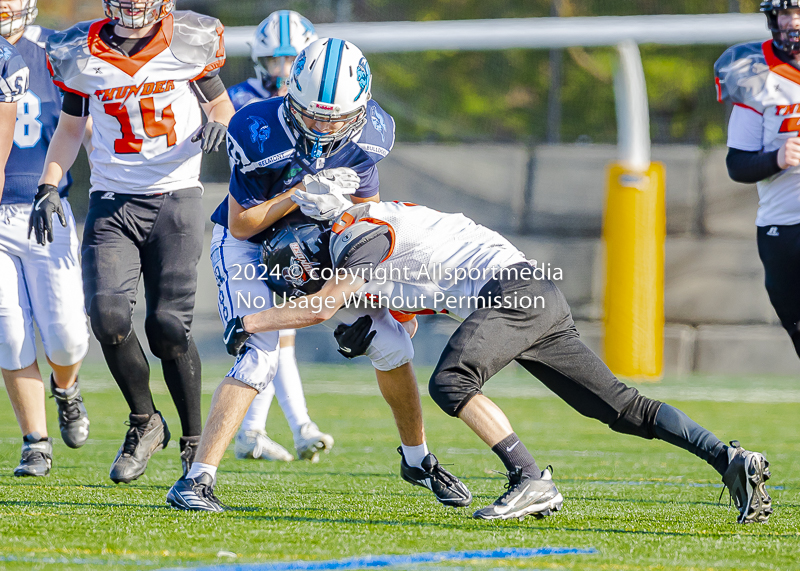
255;55;294;92
0;0;38;38
103;0;174;29
284;95;367;160
762;0;800;55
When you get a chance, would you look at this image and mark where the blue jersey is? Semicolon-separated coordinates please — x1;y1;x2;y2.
211;97;396;240
2;27;69;205
227;77;272;111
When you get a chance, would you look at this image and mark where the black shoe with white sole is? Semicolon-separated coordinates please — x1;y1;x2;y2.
167;473;228;512
473;466;563;521
398;447;472;507
722;440;772;524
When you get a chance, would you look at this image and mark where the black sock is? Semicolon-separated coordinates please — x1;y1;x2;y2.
101;329;155;416
161;338;203;437
652;404;729;476
491;433;540;479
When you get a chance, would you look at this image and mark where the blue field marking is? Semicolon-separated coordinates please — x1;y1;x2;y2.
158;547;598;571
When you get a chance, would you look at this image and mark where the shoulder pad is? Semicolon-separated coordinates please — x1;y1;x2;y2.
22;25;48;48
330;204;375;266
227;100;292;173
0;40;28;103
715;41;769;112
46;21;94;87
171;11;225;78
357;100;395;161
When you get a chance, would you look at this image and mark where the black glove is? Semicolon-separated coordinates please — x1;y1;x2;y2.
224;316;251;357
28;184;66;246
192;121;228;154
333;315;376;359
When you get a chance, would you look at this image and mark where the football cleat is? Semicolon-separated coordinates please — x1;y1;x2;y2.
109;411;170;484
179;435;200;478
294;422;334;462
167;473;228;512
473;466;563;521
13;433;52;477
50;376;90;449
234;429;294;462
722;440;773;524
398;447;472;507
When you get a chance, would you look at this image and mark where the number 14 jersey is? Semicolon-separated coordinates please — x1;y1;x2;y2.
46;11;225;195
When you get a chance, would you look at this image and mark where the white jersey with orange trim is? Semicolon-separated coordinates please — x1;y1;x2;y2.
46;11;225;195
329;202;528;320
716;40;800;226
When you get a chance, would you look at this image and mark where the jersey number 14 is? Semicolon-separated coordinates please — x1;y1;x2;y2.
105;97;176;154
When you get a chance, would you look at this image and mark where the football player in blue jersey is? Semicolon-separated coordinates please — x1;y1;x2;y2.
167;38;472;512
226;10;332;464
0;0;91;477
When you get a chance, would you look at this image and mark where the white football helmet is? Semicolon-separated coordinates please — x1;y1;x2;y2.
251;10;317;92
285;38;372;159
0;0;38;38
103;0;174;29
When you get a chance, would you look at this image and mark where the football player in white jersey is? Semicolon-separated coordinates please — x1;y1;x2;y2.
718;2;800;385
1;0;92;477
35;0;235;483
226;10;332;464
221;198;774;524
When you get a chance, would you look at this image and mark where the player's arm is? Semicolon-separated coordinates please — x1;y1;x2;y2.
0;100;18;201
724;105;782;183
248;274;366;332
39;112;88;187
227;190;300;241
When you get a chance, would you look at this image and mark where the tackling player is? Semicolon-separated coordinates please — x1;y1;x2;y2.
0;0;91;477
226;10;332;464
718;2;800;403
36;0;234;483
221;198;773;524
165;38;471;511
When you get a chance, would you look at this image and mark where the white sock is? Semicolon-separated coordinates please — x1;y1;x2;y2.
273;344;311;434
186;462;217;481
240;383;275;432
401;442;429;469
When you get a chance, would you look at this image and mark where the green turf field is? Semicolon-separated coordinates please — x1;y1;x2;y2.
0;362;798;571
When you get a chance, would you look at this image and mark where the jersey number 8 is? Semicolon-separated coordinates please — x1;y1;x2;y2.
105;97;177;154
14;91;43;148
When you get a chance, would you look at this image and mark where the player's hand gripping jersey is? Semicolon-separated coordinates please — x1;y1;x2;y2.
716;40;800;225
45;11;225;194
210;97;395;237
329;202;527;320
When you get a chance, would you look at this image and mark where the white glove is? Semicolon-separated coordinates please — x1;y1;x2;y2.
302;167;360;195
292;189;353;221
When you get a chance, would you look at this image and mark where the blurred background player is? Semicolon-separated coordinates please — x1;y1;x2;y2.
226;10;330;463
718;2;800;383
37;0;234;483
166;38;471;512
0;0;91;477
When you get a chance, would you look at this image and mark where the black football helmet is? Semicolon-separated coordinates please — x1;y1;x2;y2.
260;212;332;299
762;0;800;54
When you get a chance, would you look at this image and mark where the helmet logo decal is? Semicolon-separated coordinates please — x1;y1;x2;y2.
370;106;386;142
355;57;370;101
284;242;320;286
248;116;271;153
293;52;306;92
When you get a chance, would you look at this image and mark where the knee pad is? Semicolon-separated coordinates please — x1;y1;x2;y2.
145;310;189;360
88;294;132;346
42;321;90;367
608;392;663;440
428;369;482;417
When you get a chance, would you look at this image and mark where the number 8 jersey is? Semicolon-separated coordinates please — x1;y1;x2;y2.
46;11;225;195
